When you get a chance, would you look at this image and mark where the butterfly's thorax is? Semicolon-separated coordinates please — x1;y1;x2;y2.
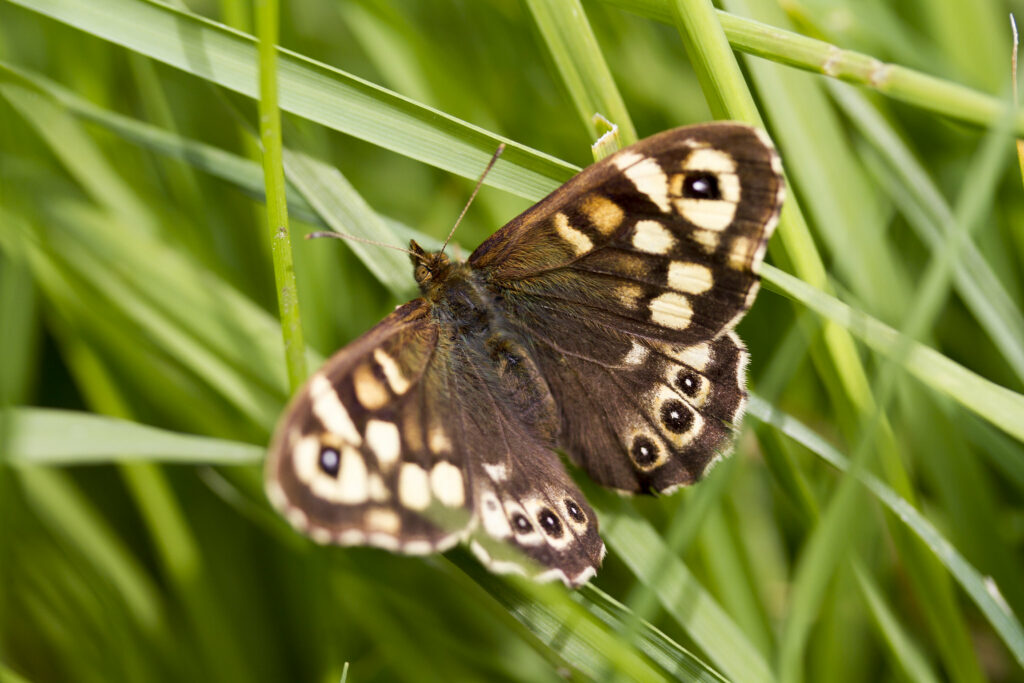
413;245;561;443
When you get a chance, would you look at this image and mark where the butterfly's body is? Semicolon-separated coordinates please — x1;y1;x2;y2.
267;123;784;586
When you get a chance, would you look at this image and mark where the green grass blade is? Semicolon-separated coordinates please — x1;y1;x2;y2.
748;395;1024;668
256;0;305;391
7;0;577;198
7;408;263;464
597;494;776;683
599;0;1024;134
762;264;1024;443
525;0;638;143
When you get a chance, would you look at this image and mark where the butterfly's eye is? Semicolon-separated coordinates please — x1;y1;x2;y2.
318;446;341;477
564;499;586;524
537;508;564;538
630;435;660;467
414;265;430;282
660;400;693;434
682;172;721;200
511;512;533;533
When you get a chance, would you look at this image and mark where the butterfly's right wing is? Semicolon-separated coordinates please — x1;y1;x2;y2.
266;300;604;585
266;300;474;552
469;123;783;494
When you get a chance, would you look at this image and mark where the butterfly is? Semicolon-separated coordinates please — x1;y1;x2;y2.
265;123;784;586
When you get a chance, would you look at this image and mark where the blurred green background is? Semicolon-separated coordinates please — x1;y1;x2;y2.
1;0;1023;681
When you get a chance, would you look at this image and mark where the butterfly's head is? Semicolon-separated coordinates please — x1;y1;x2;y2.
410;239;453;294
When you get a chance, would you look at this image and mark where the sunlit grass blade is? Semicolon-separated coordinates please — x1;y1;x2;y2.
7;0;576;198
6;408;263;465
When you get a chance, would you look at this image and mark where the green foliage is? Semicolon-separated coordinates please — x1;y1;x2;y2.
2;0;1023;681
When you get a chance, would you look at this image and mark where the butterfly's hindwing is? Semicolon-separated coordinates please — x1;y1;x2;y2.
267;122;782;584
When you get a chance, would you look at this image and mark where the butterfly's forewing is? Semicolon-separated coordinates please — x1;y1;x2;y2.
267;303;604;584
470;123;784;493
266;301;474;552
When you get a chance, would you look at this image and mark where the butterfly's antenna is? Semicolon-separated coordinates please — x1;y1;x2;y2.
440;143;506;254
305;231;426;262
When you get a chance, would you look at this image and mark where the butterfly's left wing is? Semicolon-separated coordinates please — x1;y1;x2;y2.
469;123;784;493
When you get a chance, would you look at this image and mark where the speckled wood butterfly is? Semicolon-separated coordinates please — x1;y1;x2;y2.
266;123;784;586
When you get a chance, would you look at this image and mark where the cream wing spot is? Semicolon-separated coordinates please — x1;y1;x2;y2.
649;292;693;330
286;507;309;531
674;197;737;232
309;526;332;545
553;212;593;255
691;228;721;252
631;220;676;254
309;374;361;445
623;340;648;365
367;533;400;551
616;283;644;310
428;425;452;454
430;461;465;507
612;150;644;171
326;446;367;504
667;262;714;295
368;473;389;502
403;539;434;555
353;362;389;410
677;341;713;371
292;435;321;485
479;490;512;538
581;194;624;235
683;147;737;175
482;462;508;482
365;508;401;535
729;236;756;271
373;348;410;395
365;419;401;471
620;156;670;212
398;463;431;511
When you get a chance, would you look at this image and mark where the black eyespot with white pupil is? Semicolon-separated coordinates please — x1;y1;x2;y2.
318;446;340;477
564;499;585;524
661;400;693;433
676;370;700;397
631;435;659;466
682;172;721;200
537;508;564;538
512;512;532;533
